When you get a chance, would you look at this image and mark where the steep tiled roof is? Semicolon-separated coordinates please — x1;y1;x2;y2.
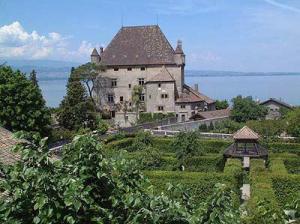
0;127;20;165
101;25;176;66
146;66;175;83
91;48;99;56
233;126;260;140
260;98;292;109
193;108;231;120
176;84;215;104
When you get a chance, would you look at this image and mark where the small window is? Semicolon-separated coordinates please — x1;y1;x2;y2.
180;105;186;109
128;84;131;88
111;111;115;118
141;67;146;71
129;102;132;106
125;115;128;121
111;79;117;87
139;94;145;102
114;68;119;71
108;94;114;103
161;94;168;99
149;95;151;99
120;96;123;102
127;67;132;71
138;78;144;85
158;106;164;111
158;83;161;88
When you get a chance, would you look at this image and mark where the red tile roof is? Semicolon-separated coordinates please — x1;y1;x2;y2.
0;127;20;165
194;108;231;119
233;126;260;140
100;25;177;66
176;84;215;104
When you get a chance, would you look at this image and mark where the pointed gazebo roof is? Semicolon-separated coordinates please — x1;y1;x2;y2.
233;126;259;141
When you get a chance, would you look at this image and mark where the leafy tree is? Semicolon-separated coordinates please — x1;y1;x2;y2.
246;119;286;137
29;69;38;87
73;62;105;109
231;96;267;123
58;68;96;130
215;100;229;110
172;132;203;164
132;85;144;120
0;66;50;135
213;120;243;134
285;108;300;137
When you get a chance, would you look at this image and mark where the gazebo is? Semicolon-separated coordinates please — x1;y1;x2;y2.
223;126;268;159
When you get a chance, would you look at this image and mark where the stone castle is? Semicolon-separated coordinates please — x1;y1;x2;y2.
90;25;215;126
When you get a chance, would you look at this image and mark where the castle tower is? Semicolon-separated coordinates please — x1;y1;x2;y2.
174;40;185;93
91;48;100;64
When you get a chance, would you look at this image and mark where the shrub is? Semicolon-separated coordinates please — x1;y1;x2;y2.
269;158;288;175
183;155;225;172
266;142;300;154
130;131;153;151
49;127;75;142
284;158;300;174
136;147;163;170
105;138;134;151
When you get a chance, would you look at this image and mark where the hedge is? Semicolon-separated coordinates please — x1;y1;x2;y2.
184;155;225;172
267;142;300;154
105;138;134;151
284;158;300;174
144;170;239;203
271;175;300;207
269;158;288;175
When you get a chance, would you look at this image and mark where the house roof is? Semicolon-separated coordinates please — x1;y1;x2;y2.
100;25;176;66
260;98;292;109
233;126;260;140
192;108;231;120
146;66;175;83
176;84;215;104
0;127;21;165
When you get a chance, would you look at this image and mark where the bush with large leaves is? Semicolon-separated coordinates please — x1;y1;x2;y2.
0;134;241;223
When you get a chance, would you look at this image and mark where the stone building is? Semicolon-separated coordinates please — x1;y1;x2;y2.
260;98;292;120
91;25;215;125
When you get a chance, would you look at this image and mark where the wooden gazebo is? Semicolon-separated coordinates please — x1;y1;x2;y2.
223;126;268;159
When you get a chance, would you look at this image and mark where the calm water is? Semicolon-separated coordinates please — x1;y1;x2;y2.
39;73;300;108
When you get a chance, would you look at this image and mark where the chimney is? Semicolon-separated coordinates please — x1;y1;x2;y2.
100;47;104;54
194;83;199;92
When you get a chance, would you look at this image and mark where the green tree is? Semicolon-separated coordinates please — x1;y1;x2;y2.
132;85;144;120
285;108;300;137
0;66;50;135
29;69;38;87
58;68;96;130
231;96;267;123
215;100;229;110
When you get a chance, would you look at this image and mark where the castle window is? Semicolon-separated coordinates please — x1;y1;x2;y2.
158;106;164;111
120;96;124;102
149;95;151;99
141;67;146;71
108;94;114;103
161;94;168;99
111;111;115;118
138;78;144;85
181;105;186;109
139;94;145;102
127;67;132;71
114;68;119;71
158;83;161;88
128;84;131;88
111;79;117;87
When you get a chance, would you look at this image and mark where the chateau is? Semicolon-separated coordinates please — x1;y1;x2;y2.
91;25;215;126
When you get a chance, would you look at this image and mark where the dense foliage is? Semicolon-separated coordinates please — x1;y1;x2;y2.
231;96;267;122
0;66;50;135
215;100;229;110
58;68;97;130
0;134;241;224
285;108;300;137
138;112;176;124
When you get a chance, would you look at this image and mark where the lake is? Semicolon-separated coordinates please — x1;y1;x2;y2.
39;71;300;108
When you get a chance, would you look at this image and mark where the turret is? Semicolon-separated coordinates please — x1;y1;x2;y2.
174;40;185;66
91;48;100;64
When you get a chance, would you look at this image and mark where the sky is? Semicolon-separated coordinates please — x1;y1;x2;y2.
1;0;300;72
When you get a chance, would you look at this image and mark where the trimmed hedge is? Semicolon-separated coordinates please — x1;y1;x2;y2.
269;158;288;175
144;170;239;203
284;158;300;174
272;175;300;207
267;142;300;154
105;138;134;151
184;155;225;172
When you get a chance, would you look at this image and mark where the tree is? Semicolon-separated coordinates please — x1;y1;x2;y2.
0;66;50;135
285;108;300;137
73;62;105;110
58;68;96;130
132;85;144;120
215;100;229;110
230;96;267;123
29;69;38;87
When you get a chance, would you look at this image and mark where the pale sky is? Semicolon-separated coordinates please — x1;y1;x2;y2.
1;0;300;72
